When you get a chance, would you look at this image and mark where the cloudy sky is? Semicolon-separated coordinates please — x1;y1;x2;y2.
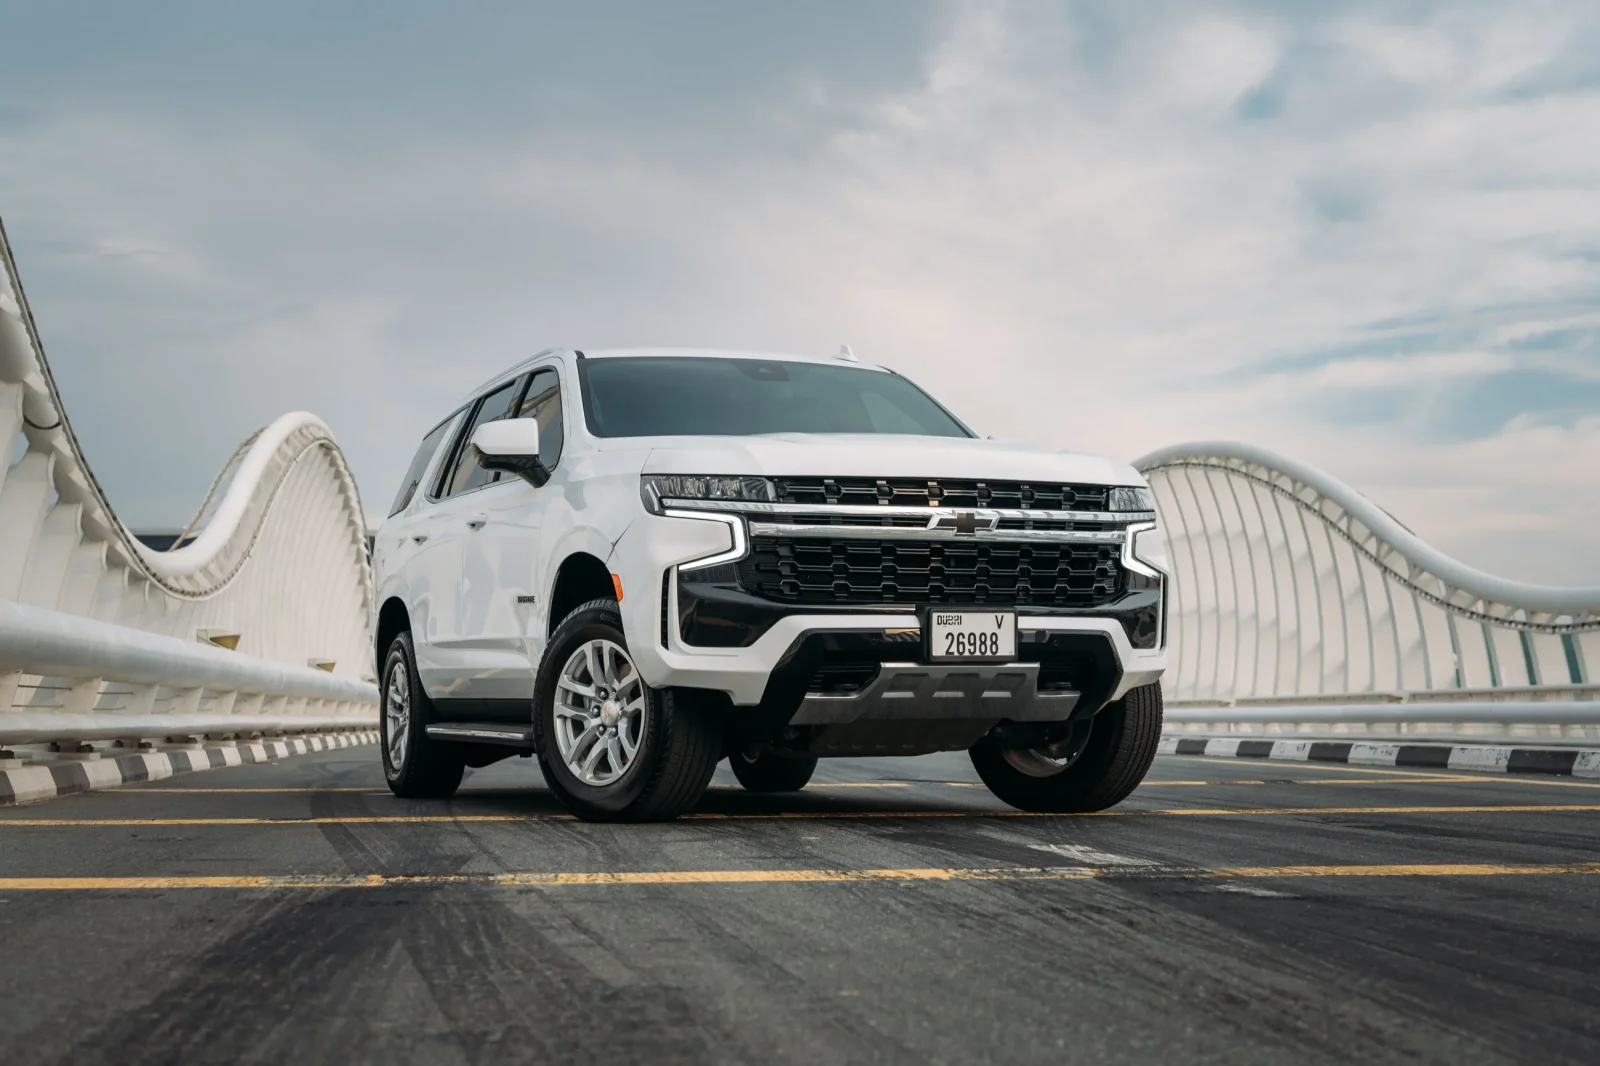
2;0;1597;583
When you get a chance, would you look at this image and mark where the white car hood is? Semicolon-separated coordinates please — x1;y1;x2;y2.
621;434;1142;487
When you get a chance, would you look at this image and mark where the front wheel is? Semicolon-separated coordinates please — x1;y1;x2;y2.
534;598;722;822
970;682;1163;812
730;750;818;792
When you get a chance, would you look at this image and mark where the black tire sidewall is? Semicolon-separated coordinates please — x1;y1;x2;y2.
971;683;1163;812
535;603;665;816
380;630;464;797
380;635;416;783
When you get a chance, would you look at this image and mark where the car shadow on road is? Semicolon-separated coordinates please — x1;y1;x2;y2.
431;782;1004;820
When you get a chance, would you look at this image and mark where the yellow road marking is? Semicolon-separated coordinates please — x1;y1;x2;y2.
5;804;1597;827
124;777;1486;796
685;804;1600;820
1138;804;1600;816
1217;863;1600;878
1136;777;1485;786
126;782;913;795
128;781;384;787
3;861;1600;891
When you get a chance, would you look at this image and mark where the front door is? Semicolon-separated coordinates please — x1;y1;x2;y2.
413;374;525;700
455;365;567;710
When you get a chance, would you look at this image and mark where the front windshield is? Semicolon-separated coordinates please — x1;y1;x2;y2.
578;356;973;438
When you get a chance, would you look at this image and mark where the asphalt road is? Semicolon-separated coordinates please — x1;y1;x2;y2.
1;747;1597;1065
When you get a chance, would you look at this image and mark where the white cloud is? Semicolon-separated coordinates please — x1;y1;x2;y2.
1;0;1597;583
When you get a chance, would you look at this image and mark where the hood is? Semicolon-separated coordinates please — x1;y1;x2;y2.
621;434;1142;487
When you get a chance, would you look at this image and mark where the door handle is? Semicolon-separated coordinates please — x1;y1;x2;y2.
466;514;488;530
411;533;429;544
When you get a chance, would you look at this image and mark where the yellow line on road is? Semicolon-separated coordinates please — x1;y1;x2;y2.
1135;777;1486;786
126;782;914;795
3;861;1600;891
6;804;1598;827
1218;863;1600;878
0;815;558;826
1142;804;1600;816
128;781;384;787
685;804;1600;820
119;777;1477;796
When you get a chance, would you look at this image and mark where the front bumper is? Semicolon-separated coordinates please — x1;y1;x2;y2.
611;512;1168;711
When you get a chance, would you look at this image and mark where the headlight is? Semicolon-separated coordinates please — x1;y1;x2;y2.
1108;486;1155;512
641;475;776;514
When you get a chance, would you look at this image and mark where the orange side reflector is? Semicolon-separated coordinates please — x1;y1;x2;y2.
611;573;625;601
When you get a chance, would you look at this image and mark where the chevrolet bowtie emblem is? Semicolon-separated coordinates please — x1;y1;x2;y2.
928;510;998;535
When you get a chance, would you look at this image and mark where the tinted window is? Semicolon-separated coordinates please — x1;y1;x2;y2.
578;357;972;438
440;378;522;498
389;417;456;516
511;367;564;469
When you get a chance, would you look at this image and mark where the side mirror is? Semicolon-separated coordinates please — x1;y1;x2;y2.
470;420;549;487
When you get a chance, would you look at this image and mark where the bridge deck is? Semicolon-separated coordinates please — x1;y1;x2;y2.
2;751;1597;1064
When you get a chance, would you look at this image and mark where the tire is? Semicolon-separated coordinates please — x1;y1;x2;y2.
534;598;722;822
730;750;818;793
970;682;1163;813
381;630;466;799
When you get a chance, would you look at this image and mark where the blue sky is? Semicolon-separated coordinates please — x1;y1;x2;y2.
1;0;1597;582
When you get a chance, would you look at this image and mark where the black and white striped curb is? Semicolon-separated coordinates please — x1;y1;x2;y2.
0;730;379;805
1159;735;1600;778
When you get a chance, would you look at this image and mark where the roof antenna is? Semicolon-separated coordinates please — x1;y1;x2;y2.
837;344;857;362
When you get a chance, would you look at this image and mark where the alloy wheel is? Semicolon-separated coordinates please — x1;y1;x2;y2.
553;639;646;786
385;663;410;768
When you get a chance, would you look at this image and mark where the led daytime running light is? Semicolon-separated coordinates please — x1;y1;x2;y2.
642;475;776;514
1109;486;1156;512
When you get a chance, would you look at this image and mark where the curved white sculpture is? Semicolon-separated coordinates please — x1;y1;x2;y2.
0;218;375;746
1134;441;1599;705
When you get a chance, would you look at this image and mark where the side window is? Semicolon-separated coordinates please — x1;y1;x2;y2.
389;417;457;516
511;367;564;470
440;377;523;498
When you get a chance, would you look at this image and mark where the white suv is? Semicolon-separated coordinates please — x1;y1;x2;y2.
372;348;1169;821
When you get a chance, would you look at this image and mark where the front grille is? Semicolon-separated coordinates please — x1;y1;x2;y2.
773;477;1112;512
737;537;1122;608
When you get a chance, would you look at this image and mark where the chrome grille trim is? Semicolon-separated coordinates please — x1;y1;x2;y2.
746;521;1129;545
660;498;1154;525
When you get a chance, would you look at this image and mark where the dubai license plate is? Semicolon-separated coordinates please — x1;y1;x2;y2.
927;610;1016;662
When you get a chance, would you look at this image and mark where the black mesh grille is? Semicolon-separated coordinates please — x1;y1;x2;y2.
773;477;1112;512
736;537;1122;607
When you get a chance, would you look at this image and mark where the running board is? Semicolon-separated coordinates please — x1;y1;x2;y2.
425;723;536;748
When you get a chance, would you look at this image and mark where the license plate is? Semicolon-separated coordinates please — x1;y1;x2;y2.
927;610;1016;662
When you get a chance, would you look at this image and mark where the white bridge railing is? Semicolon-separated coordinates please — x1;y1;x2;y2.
1;216;377;764
1135;442;1600;748
0;601;374;750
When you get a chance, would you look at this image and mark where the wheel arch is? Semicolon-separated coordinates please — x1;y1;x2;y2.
374;596;411;680
547;551;617;636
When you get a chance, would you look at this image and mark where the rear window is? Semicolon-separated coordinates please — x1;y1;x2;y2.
388;417;455;516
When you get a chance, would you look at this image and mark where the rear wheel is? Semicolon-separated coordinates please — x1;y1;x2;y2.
970;682;1162;812
730;750;817;793
381;631;465;799
535;599;722;822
